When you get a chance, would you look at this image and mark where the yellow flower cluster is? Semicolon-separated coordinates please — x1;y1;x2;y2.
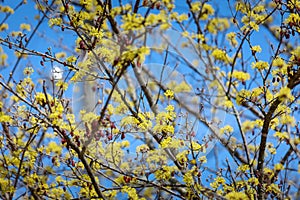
226;32;238;47
46;141;62;155
35;92;52;106
236;89;251;105
183;167;197;186
220;125;234;135
153;104;176;135
121;13;144;31
230;70;250;82
121;186;144;200
0;112;12;123
0;5;14;14
48;17;63;27
225;191;249;199
164;89;174;99
276;86;294;102
190;3;214;20
207;18;230;34
160;136;184;149
20;23;31;31
251;45;262;53
212;49;228;63
252;60;269;70
154;166;177;181
55;80;68;91
285;13;300;32
0;23;8;32
237;164;250;172
210;176;226;189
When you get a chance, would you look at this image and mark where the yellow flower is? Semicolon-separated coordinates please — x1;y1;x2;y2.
136;144;149;153
207;18;230;34
176;150;189;164
46;141;62;155
223;100;233;108
212;49;228;63
225;191;249;200
174;81;191;93
55;80;68;91
248;177;259;186
161;136;172;148
231;70;250;81
164;89;174;99
266;183;281;195
0;53;8;66
165;105;175;112
226;32;238;47
23;67;34;76
20;23;31;31
48;17;63;27
0;112;12;123
251;45;262;53
215;176;226;185
0;23;9;32
121;186;139;200
198;156;207;163
183;170;194;186
190;141;203;152
220;125;234;135
272;57;285;68
66;55;77;63
201;4;215;20
155;166;177;181
252;60;269;70
276;86;294;102
55;52;66;59
236;89;251;105
280;114;295;126
238;164;249;172
274;163;284;171
0;5;14;14
250;21;259;31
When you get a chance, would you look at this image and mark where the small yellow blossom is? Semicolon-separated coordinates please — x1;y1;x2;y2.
48;17;63;27
0;5;14;14
238;164;249;172
273;57;285;68
212;49;228;63
231;71;250;81
55;80;68;91
0;112;12;123
248;177;259;186
55;52;66;59
66;55;77;63
183;170;195;186
136;144;149;153
23;67;34;76
226;32;238;47
198;156;207;163
252;60;269;70
20;23;31;31
223;100;233;108
220;125;234;135
276;86;294;102
225;191;249;199
274;163;284;171
0;23;9;32
236;89;251;105
251;45;262;53
164;89;174;99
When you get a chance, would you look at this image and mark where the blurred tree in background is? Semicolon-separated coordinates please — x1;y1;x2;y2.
0;0;299;199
